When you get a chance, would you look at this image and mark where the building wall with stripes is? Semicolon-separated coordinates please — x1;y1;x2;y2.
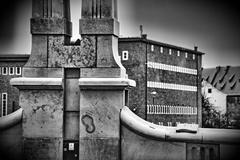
0;61;26;117
146;43;201;126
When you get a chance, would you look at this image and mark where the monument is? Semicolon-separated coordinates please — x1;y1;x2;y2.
11;0;135;159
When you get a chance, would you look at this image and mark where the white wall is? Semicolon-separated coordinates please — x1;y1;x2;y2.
202;81;227;114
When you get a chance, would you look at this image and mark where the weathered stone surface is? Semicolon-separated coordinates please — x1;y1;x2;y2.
65;79;80;111
23;138;63;160
80;19;119;36
64;112;79;140
80;68;121;78
25;35;48;67
48;36;96;68
23;67;63;78
31;18;72;36
97;36;119;67
80;90;123;138
121;125;186;160
79;138;119;160
20;90;63;138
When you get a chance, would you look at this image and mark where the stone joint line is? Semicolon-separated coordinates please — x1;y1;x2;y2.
147;61;197;75
147;105;197;115
147;81;197;92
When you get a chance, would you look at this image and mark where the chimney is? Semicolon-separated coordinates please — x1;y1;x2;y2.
194;46;198;52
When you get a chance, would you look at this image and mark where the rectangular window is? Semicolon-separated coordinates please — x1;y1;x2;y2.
167;122;172;126
208;88;212;94
2;93;7;116
122;51;129;61
185;52;188;58
0;67;1;75
177;51;180;56
160;47;163;53
2;67;8;75
151;45;154;52
16;67;22;75
169;49;172;55
193;54;195;60
9;67;14;75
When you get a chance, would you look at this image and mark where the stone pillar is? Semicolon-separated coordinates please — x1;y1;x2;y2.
11;0;71;160
11;0;135;160
79;0;135;159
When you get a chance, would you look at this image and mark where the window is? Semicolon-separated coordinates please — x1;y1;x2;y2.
2;93;7;116
9;67;14;75
151;45;154;52
193;54;196;60
159;122;163;126
122;51;129;61
185;52;188;58
167;122;172;126
169;49;172;55
0;67;1;75
208;88;212;94
177;51;180;56
160;47;163;53
16;67;22;75
2;67;8;75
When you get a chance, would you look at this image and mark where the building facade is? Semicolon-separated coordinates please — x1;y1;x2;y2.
202;66;240;128
0;54;28;117
0;37;203;126
119;37;203;126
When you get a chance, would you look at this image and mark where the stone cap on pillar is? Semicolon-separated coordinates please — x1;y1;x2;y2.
10;77;63;90
79;78;136;90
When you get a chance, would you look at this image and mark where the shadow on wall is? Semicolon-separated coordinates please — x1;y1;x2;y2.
0;123;22;160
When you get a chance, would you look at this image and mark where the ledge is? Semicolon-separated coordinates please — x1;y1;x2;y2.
10;77;63;90
121;106;240;144
0;108;22;130
79;78;136;89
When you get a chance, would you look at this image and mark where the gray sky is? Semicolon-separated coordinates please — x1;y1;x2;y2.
0;0;239;68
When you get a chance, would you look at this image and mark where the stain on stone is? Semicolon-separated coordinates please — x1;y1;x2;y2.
81;114;95;133
48;36;96;68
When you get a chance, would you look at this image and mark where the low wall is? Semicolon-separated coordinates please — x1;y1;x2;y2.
121;106;240;160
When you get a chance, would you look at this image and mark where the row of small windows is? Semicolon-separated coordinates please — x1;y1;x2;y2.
0;67;22;76
1;93;7;117
151;45;196;60
147;105;197;115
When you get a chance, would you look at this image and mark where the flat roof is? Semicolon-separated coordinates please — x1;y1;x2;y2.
119;37;205;55
0;54;30;62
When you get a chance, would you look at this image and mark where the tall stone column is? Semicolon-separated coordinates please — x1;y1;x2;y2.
79;0;135;159
11;0;135;160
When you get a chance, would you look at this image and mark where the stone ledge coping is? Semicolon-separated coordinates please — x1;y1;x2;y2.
0;108;22;130
79;78;136;89
10;78;63;89
121;106;240;144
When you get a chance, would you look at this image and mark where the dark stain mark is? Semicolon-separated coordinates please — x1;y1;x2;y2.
81;114;95;133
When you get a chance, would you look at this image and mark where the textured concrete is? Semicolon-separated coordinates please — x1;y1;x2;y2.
23;138;63;160
80;90;123;138
121;125;186;160
20;90;63;138
48;36;96;68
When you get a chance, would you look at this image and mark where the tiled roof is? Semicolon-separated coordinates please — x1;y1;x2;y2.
202;66;240;95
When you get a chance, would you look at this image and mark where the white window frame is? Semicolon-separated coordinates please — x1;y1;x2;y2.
2;67;8;75
185;52;188;58
177;51;180;56
2;93;7;116
169;49;172;55
122;51;129;61
151;45;154;52
0;67;1;75
9;67;15;75
193;54;196;60
16;67;22;75
160;47;163;53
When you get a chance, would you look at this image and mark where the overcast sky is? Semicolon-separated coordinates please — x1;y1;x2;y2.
0;0;239;68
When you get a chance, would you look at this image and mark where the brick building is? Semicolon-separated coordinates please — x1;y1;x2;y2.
119;37;204;126
202;66;240;128
0;37;203;126
0;54;29;117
